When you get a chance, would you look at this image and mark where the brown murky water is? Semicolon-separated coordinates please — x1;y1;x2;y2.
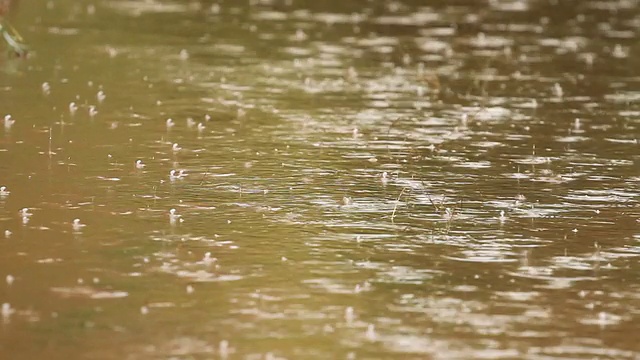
1;0;639;359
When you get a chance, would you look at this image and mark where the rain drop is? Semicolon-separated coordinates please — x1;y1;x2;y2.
4;115;15;129
72;218;86;231
365;324;377;341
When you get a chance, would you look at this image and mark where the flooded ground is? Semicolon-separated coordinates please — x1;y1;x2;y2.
1;0;639;359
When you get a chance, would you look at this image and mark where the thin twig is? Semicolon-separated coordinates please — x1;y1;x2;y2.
199;168;210;185
391;187;408;223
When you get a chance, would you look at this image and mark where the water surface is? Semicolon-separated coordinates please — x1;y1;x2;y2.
1;0;639;359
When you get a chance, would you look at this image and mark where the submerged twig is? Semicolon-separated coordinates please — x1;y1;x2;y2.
391;187;409;223
199;168;210;185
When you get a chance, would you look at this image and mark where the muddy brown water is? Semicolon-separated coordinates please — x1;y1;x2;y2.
0;1;639;359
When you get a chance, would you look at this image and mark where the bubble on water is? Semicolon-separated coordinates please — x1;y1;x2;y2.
140;306;149;315
179;49;189;60
6;275;14;286
186;284;194;294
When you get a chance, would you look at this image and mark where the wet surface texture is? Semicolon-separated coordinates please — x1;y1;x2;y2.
1;0;639;359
